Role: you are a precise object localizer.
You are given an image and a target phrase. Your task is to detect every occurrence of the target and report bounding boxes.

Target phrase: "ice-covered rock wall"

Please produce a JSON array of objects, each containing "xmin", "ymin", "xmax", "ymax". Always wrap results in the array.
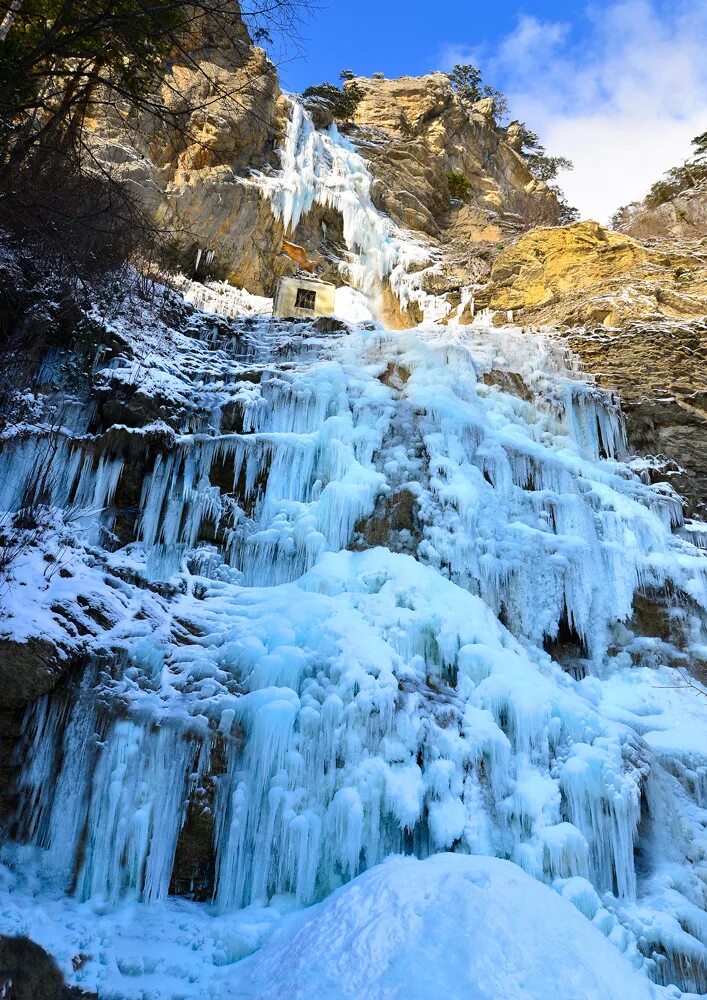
[
  {"xmin": 0, "ymin": 98, "xmax": 705, "ymax": 1000},
  {"xmin": 0, "ymin": 295, "xmax": 706, "ymax": 995}
]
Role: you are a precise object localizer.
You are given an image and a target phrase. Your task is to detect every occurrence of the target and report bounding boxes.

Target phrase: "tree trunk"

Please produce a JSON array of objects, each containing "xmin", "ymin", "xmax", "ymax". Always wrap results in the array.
[{"xmin": 0, "ymin": 0, "xmax": 23, "ymax": 42}]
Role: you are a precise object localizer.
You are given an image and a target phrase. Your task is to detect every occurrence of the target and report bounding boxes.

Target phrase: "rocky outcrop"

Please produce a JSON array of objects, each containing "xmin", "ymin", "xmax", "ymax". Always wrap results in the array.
[
  {"xmin": 565, "ymin": 320, "xmax": 707, "ymax": 517},
  {"xmin": 91, "ymin": 57, "xmax": 565, "ymax": 298},
  {"xmin": 0, "ymin": 637, "xmax": 68, "ymax": 708},
  {"xmin": 89, "ymin": 6, "xmax": 292, "ymax": 294},
  {"xmin": 82, "ymin": 23, "xmax": 707, "ymax": 523},
  {"xmin": 348, "ymin": 73, "xmax": 560, "ymax": 242},
  {"xmin": 615, "ymin": 179, "xmax": 707, "ymax": 241},
  {"xmin": 480, "ymin": 221, "xmax": 707, "ymax": 327}
]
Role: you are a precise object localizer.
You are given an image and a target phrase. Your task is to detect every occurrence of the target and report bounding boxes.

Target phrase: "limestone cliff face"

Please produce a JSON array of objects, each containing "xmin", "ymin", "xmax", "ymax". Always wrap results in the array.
[
  {"xmin": 565, "ymin": 320, "xmax": 707, "ymax": 517},
  {"xmin": 84, "ymin": 28, "xmax": 707, "ymax": 518},
  {"xmin": 348, "ymin": 73, "xmax": 560, "ymax": 242},
  {"xmin": 90, "ymin": 6, "xmax": 292, "ymax": 294},
  {"xmin": 91, "ymin": 52, "xmax": 563, "ymax": 297},
  {"xmin": 480, "ymin": 221, "xmax": 707, "ymax": 327}
]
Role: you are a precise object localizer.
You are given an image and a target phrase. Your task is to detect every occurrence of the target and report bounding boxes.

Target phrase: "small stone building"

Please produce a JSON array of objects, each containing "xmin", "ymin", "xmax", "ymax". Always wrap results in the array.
[{"xmin": 273, "ymin": 276, "xmax": 336, "ymax": 319}]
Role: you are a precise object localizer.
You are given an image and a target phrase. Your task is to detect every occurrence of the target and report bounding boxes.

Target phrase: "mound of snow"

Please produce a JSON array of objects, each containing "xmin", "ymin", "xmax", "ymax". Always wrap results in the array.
[
  {"xmin": 237, "ymin": 854, "xmax": 658, "ymax": 1000},
  {"xmin": 335, "ymin": 285, "xmax": 375, "ymax": 323}
]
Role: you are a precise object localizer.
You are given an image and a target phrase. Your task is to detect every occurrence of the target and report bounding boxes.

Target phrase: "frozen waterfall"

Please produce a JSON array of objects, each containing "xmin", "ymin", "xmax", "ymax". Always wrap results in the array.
[
  {"xmin": 0, "ymin": 97, "xmax": 705, "ymax": 1000},
  {"xmin": 1, "ymin": 307, "xmax": 706, "ymax": 996},
  {"xmin": 255, "ymin": 96, "xmax": 447, "ymax": 321}
]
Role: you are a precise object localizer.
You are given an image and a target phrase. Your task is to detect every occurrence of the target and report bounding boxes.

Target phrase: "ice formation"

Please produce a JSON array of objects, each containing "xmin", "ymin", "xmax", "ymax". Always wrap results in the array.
[
  {"xmin": 178, "ymin": 279, "xmax": 273, "ymax": 319},
  {"xmin": 0, "ymin": 98, "xmax": 706, "ymax": 999},
  {"xmin": 255, "ymin": 97, "xmax": 451, "ymax": 322}
]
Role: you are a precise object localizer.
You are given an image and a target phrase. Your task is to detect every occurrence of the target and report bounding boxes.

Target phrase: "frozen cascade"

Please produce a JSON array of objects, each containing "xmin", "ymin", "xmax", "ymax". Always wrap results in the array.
[
  {"xmin": 261, "ymin": 97, "xmax": 399, "ymax": 292},
  {"xmin": 1, "ymin": 302, "xmax": 707, "ymax": 997},
  {"xmin": 256, "ymin": 97, "xmax": 444, "ymax": 319}
]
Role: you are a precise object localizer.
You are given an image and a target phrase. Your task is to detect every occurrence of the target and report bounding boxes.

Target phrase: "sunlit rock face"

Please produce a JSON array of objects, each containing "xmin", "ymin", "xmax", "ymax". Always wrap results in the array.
[
  {"xmin": 347, "ymin": 73, "xmax": 560, "ymax": 239},
  {"xmin": 480, "ymin": 221, "xmax": 707, "ymax": 328},
  {"xmin": 88, "ymin": 27, "xmax": 563, "ymax": 298},
  {"xmin": 475, "ymin": 222, "xmax": 707, "ymax": 517},
  {"xmin": 86, "ymin": 3, "xmax": 293, "ymax": 294}
]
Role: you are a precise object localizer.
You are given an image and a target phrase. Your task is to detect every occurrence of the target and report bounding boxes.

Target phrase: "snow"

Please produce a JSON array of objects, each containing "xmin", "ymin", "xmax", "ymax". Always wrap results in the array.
[
  {"xmin": 235, "ymin": 854, "xmax": 661, "ymax": 1000},
  {"xmin": 334, "ymin": 285, "xmax": 375, "ymax": 323},
  {"xmin": 1, "ymin": 308, "xmax": 705, "ymax": 995},
  {"xmin": 0, "ymin": 853, "xmax": 681, "ymax": 999},
  {"xmin": 257, "ymin": 98, "xmax": 402, "ymax": 295},
  {"xmin": 178, "ymin": 279, "xmax": 273, "ymax": 319}
]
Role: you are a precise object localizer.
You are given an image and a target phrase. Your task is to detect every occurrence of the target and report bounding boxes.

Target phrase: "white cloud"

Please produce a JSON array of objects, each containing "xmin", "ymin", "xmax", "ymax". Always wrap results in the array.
[
  {"xmin": 495, "ymin": 15, "xmax": 570, "ymax": 68},
  {"xmin": 439, "ymin": 1, "xmax": 707, "ymax": 222}
]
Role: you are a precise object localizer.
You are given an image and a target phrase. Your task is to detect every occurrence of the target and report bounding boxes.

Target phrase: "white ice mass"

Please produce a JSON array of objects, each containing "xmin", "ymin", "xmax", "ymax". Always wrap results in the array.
[{"xmin": 0, "ymin": 98, "xmax": 705, "ymax": 999}]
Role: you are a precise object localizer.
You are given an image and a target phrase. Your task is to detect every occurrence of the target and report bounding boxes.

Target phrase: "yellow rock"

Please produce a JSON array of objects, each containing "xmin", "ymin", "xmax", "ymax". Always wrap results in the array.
[
  {"xmin": 483, "ymin": 221, "xmax": 707, "ymax": 327},
  {"xmin": 489, "ymin": 221, "xmax": 646, "ymax": 309}
]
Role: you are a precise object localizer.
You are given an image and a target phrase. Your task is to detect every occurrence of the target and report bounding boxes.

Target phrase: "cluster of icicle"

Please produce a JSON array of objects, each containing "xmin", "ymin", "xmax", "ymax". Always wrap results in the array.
[{"xmin": 3, "ymin": 311, "xmax": 707, "ymax": 992}]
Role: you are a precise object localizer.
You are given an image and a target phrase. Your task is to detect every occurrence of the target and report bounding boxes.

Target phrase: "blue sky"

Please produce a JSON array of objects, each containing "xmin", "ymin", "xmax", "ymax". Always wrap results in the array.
[
  {"xmin": 271, "ymin": 0, "xmax": 578, "ymax": 93},
  {"xmin": 266, "ymin": 0, "xmax": 707, "ymax": 221}
]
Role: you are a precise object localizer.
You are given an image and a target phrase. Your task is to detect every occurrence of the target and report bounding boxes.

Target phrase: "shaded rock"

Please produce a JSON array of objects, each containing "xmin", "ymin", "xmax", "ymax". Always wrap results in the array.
[
  {"xmin": 311, "ymin": 316, "xmax": 349, "ymax": 334},
  {"xmin": 0, "ymin": 935, "xmax": 97, "ymax": 999},
  {"xmin": 353, "ymin": 488, "xmax": 419, "ymax": 553},
  {"xmin": 564, "ymin": 319, "xmax": 707, "ymax": 517},
  {"xmin": 0, "ymin": 637, "xmax": 67, "ymax": 709},
  {"xmin": 0, "ymin": 707, "xmax": 24, "ymax": 827}
]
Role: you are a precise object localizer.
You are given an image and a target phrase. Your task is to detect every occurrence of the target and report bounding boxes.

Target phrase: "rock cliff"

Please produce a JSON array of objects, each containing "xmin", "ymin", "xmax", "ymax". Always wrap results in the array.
[
  {"xmin": 617, "ymin": 179, "xmax": 707, "ymax": 241},
  {"xmin": 89, "ymin": 6, "xmax": 292, "ymax": 294},
  {"xmin": 347, "ymin": 73, "xmax": 559, "ymax": 241},
  {"xmin": 88, "ymin": 27, "xmax": 562, "ymax": 297},
  {"xmin": 86, "ymin": 19, "xmax": 707, "ymax": 518},
  {"xmin": 480, "ymin": 220, "xmax": 707, "ymax": 327}
]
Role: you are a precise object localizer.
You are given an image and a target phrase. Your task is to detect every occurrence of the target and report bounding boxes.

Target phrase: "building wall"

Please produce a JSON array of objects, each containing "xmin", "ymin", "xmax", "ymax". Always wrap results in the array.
[{"xmin": 273, "ymin": 277, "xmax": 337, "ymax": 318}]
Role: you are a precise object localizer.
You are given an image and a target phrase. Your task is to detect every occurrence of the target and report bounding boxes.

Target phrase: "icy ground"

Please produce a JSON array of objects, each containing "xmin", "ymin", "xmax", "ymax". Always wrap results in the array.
[{"xmin": 0, "ymin": 290, "xmax": 706, "ymax": 997}]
